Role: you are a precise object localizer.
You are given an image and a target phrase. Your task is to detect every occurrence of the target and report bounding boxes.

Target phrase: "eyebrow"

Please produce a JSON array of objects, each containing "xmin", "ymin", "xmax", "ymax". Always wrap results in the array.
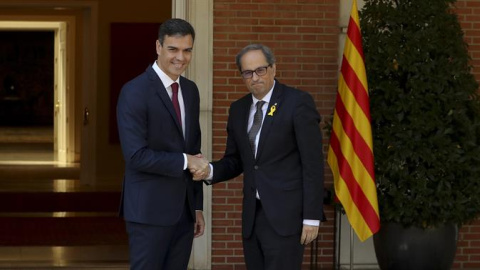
[
  {"xmin": 243, "ymin": 65, "xmax": 268, "ymax": 71},
  {"xmin": 166, "ymin": 45, "xmax": 193, "ymax": 51}
]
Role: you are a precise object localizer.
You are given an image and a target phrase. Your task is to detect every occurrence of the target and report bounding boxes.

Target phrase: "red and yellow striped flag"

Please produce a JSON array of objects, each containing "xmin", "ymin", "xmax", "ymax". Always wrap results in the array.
[{"xmin": 327, "ymin": 0, "xmax": 380, "ymax": 242}]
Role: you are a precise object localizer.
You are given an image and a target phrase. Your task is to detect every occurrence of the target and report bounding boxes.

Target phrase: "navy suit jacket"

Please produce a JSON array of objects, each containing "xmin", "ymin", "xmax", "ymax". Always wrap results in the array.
[
  {"xmin": 212, "ymin": 80, "xmax": 324, "ymax": 238},
  {"xmin": 117, "ymin": 65, "xmax": 203, "ymax": 226}
]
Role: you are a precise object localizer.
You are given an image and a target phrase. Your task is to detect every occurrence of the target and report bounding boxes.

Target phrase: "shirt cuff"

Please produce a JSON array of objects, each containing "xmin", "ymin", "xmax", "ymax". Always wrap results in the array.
[
  {"xmin": 206, "ymin": 164, "xmax": 213, "ymax": 180},
  {"xmin": 183, "ymin": 153, "xmax": 188, "ymax": 170},
  {"xmin": 303, "ymin": 219, "xmax": 320, "ymax": 226}
]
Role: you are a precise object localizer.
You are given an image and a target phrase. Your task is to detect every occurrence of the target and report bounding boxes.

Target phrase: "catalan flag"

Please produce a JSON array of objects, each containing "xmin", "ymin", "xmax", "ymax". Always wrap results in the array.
[{"xmin": 327, "ymin": 0, "xmax": 380, "ymax": 242}]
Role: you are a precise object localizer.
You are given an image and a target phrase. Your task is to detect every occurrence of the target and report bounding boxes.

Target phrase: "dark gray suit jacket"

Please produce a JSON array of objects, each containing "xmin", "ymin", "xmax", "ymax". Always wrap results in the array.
[{"xmin": 212, "ymin": 80, "xmax": 324, "ymax": 238}]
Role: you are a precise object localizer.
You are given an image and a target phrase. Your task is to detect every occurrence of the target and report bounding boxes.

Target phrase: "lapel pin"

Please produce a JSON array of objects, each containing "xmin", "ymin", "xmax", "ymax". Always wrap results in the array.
[{"xmin": 267, "ymin": 103, "xmax": 277, "ymax": 116}]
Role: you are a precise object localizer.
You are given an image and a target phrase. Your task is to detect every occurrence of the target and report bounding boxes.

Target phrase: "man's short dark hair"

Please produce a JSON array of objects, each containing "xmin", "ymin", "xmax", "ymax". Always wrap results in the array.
[
  {"xmin": 158, "ymin": 18, "xmax": 195, "ymax": 45},
  {"xmin": 235, "ymin": 44, "xmax": 276, "ymax": 72}
]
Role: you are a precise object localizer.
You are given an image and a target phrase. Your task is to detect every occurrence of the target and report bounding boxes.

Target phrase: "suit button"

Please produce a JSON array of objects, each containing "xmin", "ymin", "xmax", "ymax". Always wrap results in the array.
[{"xmin": 254, "ymin": 165, "xmax": 259, "ymax": 170}]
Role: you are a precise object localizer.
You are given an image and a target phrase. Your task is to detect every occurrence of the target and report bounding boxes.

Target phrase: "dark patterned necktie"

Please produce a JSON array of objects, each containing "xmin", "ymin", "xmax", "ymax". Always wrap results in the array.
[
  {"xmin": 171, "ymin": 82, "xmax": 181, "ymax": 127},
  {"xmin": 248, "ymin": 101, "xmax": 265, "ymax": 156}
]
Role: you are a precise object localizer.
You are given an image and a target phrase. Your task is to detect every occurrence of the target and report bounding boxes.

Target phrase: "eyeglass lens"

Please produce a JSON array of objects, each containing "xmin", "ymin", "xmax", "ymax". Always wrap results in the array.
[{"xmin": 242, "ymin": 66, "xmax": 268, "ymax": 79}]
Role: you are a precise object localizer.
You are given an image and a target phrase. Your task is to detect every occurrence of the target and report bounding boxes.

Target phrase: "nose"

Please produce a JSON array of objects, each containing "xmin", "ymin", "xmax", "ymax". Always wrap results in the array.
[
  {"xmin": 251, "ymin": 72, "xmax": 260, "ymax": 81},
  {"xmin": 177, "ymin": 51, "xmax": 188, "ymax": 61}
]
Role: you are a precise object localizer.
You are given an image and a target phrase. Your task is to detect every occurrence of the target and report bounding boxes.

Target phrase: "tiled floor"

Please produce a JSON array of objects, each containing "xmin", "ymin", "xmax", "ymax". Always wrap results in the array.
[
  {"xmin": 0, "ymin": 142, "xmax": 54, "ymax": 162},
  {"xmin": 0, "ymin": 126, "xmax": 53, "ymax": 144}
]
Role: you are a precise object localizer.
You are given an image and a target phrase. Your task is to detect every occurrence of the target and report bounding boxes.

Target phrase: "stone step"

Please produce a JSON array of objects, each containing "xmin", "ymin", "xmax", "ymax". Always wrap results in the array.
[
  {"xmin": 0, "ymin": 191, "xmax": 121, "ymax": 212},
  {"xmin": 0, "ymin": 164, "xmax": 80, "ymax": 180}
]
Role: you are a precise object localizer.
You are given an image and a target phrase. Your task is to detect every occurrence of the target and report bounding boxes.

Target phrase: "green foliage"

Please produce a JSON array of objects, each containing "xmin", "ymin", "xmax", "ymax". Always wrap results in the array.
[{"xmin": 360, "ymin": 0, "xmax": 480, "ymax": 228}]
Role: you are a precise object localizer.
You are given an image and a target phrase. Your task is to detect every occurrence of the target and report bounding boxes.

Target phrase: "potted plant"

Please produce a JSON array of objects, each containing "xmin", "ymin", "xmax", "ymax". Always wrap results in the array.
[{"xmin": 360, "ymin": 0, "xmax": 480, "ymax": 269}]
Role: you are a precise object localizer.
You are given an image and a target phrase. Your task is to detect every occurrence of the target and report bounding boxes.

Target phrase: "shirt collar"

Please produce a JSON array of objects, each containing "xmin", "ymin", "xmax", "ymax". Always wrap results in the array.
[{"xmin": 152, "ymin": 61, "xmax": 180, "ymax": 88}]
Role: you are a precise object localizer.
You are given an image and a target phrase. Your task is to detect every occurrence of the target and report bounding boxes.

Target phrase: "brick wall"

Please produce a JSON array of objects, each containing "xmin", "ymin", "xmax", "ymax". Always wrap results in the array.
[
  {"xmin": 453, "ymin": 2, "xmax": 480, "ymax": 269},
  {"xmin": 212, "ymin": 0, "xmax": 339, "ymax": 269},
  {"xmin": 457, "ymin": 0, "xmax": 480, "ymax": 82},
  {"xmin": 211, "ymin": 0, "xmax": 480, "ymax": 269}
]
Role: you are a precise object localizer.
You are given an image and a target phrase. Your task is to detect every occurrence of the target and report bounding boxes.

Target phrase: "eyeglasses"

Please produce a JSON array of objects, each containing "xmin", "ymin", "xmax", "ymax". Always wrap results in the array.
[{"xmin": 240, "ymin": 65, "xmax": 271, "ymax": 79}]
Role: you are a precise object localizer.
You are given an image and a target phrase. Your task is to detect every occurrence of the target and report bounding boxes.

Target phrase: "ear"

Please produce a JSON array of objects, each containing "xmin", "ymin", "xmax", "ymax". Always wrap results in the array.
[
  {"xmin": 271, "ymin": 64, "xmax": 277, "ymax": 77},
  {"xmin": 156, "ymin": 40, "xmax": 162, "ymax": 55}
]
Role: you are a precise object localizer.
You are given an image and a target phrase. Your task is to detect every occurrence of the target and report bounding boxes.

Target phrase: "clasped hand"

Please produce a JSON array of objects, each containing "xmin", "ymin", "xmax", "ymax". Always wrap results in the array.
[{"xmin": 187, "ymin": 154, "xmax": 210, "ymax": 180}]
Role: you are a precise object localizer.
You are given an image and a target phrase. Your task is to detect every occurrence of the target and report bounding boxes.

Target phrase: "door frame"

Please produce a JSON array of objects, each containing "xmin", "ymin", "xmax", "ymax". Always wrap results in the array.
[
  {"xmin": 0, "ymin": 0, "xmax": 98, "ymax": 184},
  {"xmin": 0, "ymin": 20, "xmax": 71, "ymax": 163},
  {"xmin": 173, "ymin": 0, "xmax": 213, "ymax": 269}
]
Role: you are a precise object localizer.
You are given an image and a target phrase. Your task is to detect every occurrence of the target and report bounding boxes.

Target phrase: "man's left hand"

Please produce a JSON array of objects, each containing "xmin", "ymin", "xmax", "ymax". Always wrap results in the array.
[
  {"xmin": 194, "ymin": 211, "xmax": 205, "ymax": 238},
  {"xmin": 300, "ymin": 224, "xmax": 319, "ymax": 245}
]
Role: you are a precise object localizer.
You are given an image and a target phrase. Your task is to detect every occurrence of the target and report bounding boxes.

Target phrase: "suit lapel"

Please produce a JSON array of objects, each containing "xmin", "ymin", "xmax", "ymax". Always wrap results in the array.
[
  {"xmin": 149, "ymin": 67, "xmax": 184, "ymax": 139},
  {"xmin": 256, "ymin": 84, "xmax": 283, "ymax": 161},
  {"xmin": 181, "ymin": 78, "xmax": 191, "ymax": 145},
  {"xmin": 240, "ymin": 97, "xmax": 255, "ymax": 158},
  {"xmin": 243, "ymin": 98, "xmax": 253, "ymax": 134}
]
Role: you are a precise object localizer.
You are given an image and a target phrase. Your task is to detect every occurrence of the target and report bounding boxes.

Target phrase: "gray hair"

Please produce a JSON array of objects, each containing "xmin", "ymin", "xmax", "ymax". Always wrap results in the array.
[{"xmin": 235, "ymin": 44, "xmax": 276, "ymax": 72}]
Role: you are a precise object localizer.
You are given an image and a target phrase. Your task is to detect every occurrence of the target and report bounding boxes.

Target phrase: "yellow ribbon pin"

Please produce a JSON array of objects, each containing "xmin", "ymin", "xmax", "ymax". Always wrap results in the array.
[{"xmin": 267, "ymin": 103, "xmax": 277, "ymax": 116}]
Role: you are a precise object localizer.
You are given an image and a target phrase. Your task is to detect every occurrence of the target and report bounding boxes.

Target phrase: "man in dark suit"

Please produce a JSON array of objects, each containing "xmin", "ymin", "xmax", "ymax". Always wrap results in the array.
[
  {"xmin": 193, "ymin": 44, "xmax": 325, "ymax": 270},
  {"xmin": 117, "ymin": 18, "xmax": 209, "ymax": 270}
]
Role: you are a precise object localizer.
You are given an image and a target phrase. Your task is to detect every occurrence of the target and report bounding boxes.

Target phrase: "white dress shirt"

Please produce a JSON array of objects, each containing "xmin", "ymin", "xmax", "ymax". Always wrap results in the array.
[{"xmin": 152, "ymin": 62, "xmax": 188, "ymax": 169}]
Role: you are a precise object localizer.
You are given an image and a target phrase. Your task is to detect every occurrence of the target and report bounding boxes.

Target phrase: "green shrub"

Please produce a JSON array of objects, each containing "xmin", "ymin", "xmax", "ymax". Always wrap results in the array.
[{"xmin": 361, "ymin": 0, "xmax": 480, "ymax": 228}]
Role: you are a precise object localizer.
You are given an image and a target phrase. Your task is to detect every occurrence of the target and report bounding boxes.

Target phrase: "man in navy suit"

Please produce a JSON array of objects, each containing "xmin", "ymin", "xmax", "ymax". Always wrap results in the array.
[
  {"xmin": 194, "ymin": 44, "xmax": 325, "ymax": 270},
  {"xmin": 117, "ymin": 18, "xmax": 209, "ymax": 270}
]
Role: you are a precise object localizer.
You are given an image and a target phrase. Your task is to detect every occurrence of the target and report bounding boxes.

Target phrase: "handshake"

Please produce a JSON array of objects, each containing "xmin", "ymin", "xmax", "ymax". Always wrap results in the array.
[{"xmin": 187, "ymin": 154, "xmax": 211, "ymax": 181}]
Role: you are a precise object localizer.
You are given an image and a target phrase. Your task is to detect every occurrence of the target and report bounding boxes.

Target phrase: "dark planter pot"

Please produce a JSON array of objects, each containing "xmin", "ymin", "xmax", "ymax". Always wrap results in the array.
[{"xmin": 374, "ymin": 222, "xmax": 458, "ymax": 270}]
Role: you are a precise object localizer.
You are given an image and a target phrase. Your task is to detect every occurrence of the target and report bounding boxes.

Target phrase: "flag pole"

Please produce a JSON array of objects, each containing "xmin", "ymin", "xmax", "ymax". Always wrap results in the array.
[
  {"xmin": 335, "ymin": 208, "xmax": 342, "ymax": 270},
  {"xmin": 350, "ymin": 225, "xmax": 354, "ymax": 270}
]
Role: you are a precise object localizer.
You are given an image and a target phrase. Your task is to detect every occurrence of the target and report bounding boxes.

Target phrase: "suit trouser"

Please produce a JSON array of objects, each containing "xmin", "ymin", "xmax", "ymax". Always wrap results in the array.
[
  {"xmin": 243, "ymin": 200, "xmax": 305, "ymax": 270},
  {"xmin": 126, "ymin": 202, "xmax": 194, "ymax": 270}
]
